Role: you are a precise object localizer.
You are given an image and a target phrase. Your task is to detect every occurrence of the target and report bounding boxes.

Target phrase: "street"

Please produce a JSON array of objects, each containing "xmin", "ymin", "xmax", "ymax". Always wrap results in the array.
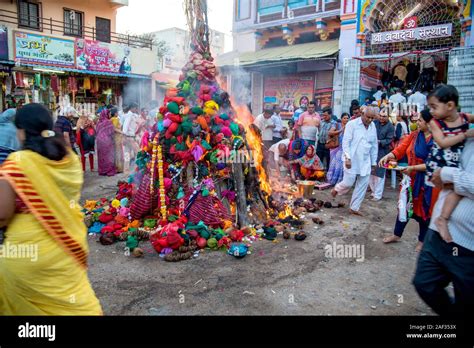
[{"xmin": 82, "ymin": 171, "xmax": 433, "ymax": 315}]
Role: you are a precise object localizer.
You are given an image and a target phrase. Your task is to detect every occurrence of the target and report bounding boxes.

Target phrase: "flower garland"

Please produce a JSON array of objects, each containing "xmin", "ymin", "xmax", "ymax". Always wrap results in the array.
[
  {"xmin": 157, "ymin": 144, "xmax": 167, "ymax": 220},
  {"xmin": 149, "ymin": 134, "xmax": 159, "ymax": 197}
]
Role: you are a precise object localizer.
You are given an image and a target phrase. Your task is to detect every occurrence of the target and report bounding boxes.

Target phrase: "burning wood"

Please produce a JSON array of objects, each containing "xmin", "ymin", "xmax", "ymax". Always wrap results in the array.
[
  {"xmin": 278, "ymin": 216, "xmax": 304, "ymax": 227},
  {"xmin": 278, "ymin": 205, "xmax": 298, "ymax": 220}
]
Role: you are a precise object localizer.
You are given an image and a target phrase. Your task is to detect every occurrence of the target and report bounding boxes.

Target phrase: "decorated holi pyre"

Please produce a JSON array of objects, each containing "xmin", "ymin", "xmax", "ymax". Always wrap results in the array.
[{"xmin": 82, "ymin": 0, "xmax": 342, "ymax": 261}]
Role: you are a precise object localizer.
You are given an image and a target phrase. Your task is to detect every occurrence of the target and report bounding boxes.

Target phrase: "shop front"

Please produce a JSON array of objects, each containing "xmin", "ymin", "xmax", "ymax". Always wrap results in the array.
[
  {"xmin": 218, "ymin": 40, "xmax": 339, "ymax": 116},
  {"xmin": 262, "ymin": 69, "xmax": 334, "ymax": 118},
  {"xmin": 341, "ymin": 0, "xmax": 474, "ymax": 113},
  {"xmin": 0, "ymin": 24, "xmax": 13, "ymax": 111},
  {"xmin": 6, "ymin": 30, "xmax": 152, "ymax": 114}
]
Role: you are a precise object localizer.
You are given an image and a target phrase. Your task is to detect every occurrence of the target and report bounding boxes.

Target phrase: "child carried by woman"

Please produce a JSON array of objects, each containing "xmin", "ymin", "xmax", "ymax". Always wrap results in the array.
[{"xmin": 425, "ymin": 84, "xmax": 474, "ymax": 241}]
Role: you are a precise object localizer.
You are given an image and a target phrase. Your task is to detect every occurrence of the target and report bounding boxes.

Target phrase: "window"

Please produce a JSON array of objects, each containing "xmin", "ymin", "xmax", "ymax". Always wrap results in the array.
[
  {"xmin": 288, "ymin": 0, "xmax": 309, "ymax": 9},
  {"xmin": 96, "ymin": 17, "xmax": 111, "ymax": 43},
  {"xmin": 236, "ymin": 0, "xmax": 251, "ymax": 20},
  {"xmin": 64, "ymin": 8, "xmax": 83, "ymax": 37},
  {"xmin": 257, "ymin": 0, "xmax": 285, "ymax": 15},
  {"xmin": 18, "ymin": 0, "xmax": 41, "ymax": 30}
]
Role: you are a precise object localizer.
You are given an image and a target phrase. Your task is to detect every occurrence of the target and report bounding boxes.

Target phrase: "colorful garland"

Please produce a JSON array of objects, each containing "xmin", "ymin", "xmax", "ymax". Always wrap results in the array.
[
  {"xmin": 157, "ymin": 144, "xmax": 167, "ymax": 220},
  {"xmin": 150, "ymin": 134, "xmax": 159, "ymax": 197}
]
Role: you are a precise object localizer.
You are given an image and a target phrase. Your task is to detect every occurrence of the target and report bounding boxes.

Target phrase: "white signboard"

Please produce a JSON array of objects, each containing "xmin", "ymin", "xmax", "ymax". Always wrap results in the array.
[{"xmin": 371, "ymin": 24, "xmax": 452, "ymax": 45}]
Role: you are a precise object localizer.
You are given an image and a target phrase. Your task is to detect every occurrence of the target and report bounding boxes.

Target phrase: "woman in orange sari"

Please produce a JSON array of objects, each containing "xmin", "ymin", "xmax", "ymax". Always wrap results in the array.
[
  {"xmin": 379, "ymin": 111, "xmax": 440, "ymax": 252},
  {"xmin": 0, "ymin": 103, "xmax": 102, "ymax": 315}
]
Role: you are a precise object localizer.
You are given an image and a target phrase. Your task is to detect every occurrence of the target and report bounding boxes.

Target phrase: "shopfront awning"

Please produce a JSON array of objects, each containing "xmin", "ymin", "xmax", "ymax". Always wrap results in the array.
[
  {"xmin": 217, "ymin": 40, "xmax": 339, "ymax": 68},
  {"xmin": 15, "ymin": 63, "xmax": 151, "ymax": 79}
]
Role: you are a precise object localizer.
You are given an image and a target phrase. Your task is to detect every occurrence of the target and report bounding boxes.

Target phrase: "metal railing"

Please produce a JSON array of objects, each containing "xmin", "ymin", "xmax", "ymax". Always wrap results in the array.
[
  {"xmin": 256, "ymin": 0, "xmax": 340, "ymax": 24},
  {"xmin": 0, "ymin": 8, "xmax": 153, "ymax": 50}
]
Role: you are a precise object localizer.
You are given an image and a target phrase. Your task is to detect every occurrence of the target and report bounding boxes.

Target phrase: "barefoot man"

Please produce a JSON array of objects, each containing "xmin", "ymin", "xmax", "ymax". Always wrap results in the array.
[{"xmin": 331, "ymin": 106, "xmax": 378, "ymax": 216}]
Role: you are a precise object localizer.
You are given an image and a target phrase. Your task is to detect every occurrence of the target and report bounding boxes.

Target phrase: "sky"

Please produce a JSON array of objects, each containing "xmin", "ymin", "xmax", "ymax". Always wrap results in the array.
[{"xmin": 116, "ymin": 0, "xmax": 234, "ymax": 52}]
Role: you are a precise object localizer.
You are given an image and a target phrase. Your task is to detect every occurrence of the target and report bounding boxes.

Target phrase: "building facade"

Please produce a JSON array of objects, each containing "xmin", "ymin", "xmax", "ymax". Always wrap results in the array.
[
  {"xmin": 151, "ymin": 27, "xmax": 225, "ymax": 77},
  {"xmin": 219, "ymin": 0, "xmax": 474, "ymax": 117},
  {"xmin": 340, "ymin": 0, "xmax": 474, "ymax": 114},
  {"xmin": 218, "ymin": 0, "xmax": 351, "ymax": 117},
  {"xmin": 0, "ymin": 0, "xmax": 158, "ymax": 112}
]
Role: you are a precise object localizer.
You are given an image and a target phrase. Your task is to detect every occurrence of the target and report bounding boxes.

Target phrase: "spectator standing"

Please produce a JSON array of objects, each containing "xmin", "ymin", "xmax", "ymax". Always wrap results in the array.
[
  {"xmin": 317, "ymin": 107, "xmax": 336, "ymax": 169},
  {"xmin": 295, "ymin": 101, "xmax": 320, "ymax": 146},
  {"xmin": 369, "ymin": 109, "xmax": 394, "ymax": 201},
  {"xmin": 272, "ymin": 105, "xmax": 283, "ymax": 144}
]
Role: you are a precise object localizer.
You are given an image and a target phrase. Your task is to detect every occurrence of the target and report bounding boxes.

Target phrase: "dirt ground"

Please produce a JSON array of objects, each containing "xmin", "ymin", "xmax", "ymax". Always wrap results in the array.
[{"xmin": 81, "ymin": 169, "xmax": 434, "ymax": 316}]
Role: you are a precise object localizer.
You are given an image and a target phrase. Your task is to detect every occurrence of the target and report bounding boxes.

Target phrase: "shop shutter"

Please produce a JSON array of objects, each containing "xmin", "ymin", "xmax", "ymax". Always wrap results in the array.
[
  {"xmin": 252, "ymin": 72, "xmax": 263, "ymax": 114},
  {"xmin": 341, "ymin": 58, "xmax": 360, "ymax": 115},
  {"xmin": 315, "ymin": 70, "xmax": 333, "ymax": 89},
  {"xmin": 447, "ymin": 47, "xmax": 474, "ymax": 114}
]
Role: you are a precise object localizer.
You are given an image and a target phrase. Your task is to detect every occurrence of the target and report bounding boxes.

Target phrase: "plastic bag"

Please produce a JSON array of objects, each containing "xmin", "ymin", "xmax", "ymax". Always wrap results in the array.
[{"xmin": 398, "ymin": 174, "xmax": 413, "ymax": 222}]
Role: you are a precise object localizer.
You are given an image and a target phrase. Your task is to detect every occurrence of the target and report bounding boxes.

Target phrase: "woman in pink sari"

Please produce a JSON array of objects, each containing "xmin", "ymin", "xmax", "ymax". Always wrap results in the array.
[{"xmin": 96, "ymin": 109, "xmax": 116, "ymax": 176}]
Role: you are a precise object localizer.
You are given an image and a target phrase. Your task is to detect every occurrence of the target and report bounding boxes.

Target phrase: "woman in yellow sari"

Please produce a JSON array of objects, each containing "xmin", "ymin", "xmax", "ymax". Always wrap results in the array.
[
  {"xmin": 0, "ymin": 103, "xmax": 102, "ymax": 315},
  {"xmin": 110, "ymin": 107, "xmax": 124, "ymax": 173}
]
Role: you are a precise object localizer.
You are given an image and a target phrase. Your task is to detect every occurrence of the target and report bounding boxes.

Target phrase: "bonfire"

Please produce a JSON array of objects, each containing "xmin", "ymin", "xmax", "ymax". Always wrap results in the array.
[{"xmin": 82, "ymin": 0, "xmax": 309, "ymax": 260}]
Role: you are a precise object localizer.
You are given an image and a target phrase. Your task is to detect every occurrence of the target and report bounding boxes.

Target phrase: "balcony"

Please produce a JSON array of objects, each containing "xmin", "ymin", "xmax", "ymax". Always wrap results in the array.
[
  {"xmin": 256, "ymin": 0, "xmax": 340, "ymax": 25},
  {"xmin": 109, "ymin": 0, "xmax": 129, "ymax": 7},
  {"xmin": 0, "ymin": 8, "xmax": 152, "ymax": 49}
]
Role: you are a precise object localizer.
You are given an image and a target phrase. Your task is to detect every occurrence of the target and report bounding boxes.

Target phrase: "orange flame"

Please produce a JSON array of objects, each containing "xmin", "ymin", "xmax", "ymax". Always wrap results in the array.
[
  {"xmin": 214, "ymin": 75, "xmax": 272, "ymax": 198},
  {"xmin": 232, "ymin": 101, "xmax": 272, "ymax": 195},
  {"xmin": 278, "ymin": 204, "xmax": 297, "ymax": 219}
]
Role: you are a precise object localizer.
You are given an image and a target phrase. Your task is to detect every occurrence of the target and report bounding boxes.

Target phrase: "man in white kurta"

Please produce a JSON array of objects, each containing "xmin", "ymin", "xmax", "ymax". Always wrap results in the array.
[
  {"xmin": 122, "ymin": 103, "xmax": 140, "ymax": 172},
  {"xmin": 254, "ymin": 107, "xmax": 276, "ymax": 171},
  {"xmin": 331, "ymin": 107, "xmax": 379, "ymax": 215}
]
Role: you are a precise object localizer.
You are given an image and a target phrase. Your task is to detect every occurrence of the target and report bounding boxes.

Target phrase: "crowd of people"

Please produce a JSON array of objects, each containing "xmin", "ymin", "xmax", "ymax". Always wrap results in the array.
[
  {"xmin": 44, "ymin": 101, "xmax": 158, "ymax": 176},
  {"xmin": 0, "ymin": 81, "xmax": 473, "ymax": 316},
  {"xmin": 253, "ymin": 84, "xmax": 474, "ymax": 315}
]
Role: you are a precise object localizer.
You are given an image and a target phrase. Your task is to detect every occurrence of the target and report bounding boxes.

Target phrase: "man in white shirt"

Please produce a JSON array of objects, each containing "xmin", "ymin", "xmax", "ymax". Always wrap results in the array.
[
  {"xmin": 373, "ymin": 86, "xmax": 383, "ymax": 102},
  {"xmin": 122, "ymin": 103, "xmax": 140, "ymax": 136},
  {"xmin": 253, "ymin": 106, "xmax": 276, "ymax": 170},
  {"xmin": 268, "ymin": 138, "xmax": 291, "ymax": 178},
  {"xmin": 331, "ymin": 106, "xmax": 379, "ymax": 216},
  {"xmin": 122, "ymin": 102, "xmax": 140, "ymax": 172},
  {"xmin": 389, "ymin": 88, "xmax": 407, "ymax": 106},
  {"xmin": 118, "ymin": 105, "xmax": 129, "ymax": 126},
  {"xmin": 272, "ymin": 105, "xmax": 283, "ymax": 144},
  {"xmin": 408, "ymin": 90, "xmax": 428, "ymax": 111}
]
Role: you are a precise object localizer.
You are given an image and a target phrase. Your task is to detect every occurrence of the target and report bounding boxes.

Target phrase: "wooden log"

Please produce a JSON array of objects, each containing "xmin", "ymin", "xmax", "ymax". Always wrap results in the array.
[
  {"xmin": 247, "ymin": 164, "xmax": 270, "ymax": 210},
  {"xmin": 232, "ymin": 162, "xmax": 249, "ymax": 227},
  {"xmin": 186, "ymin": 162, "xmax": 194, "ymax": 190},
  {"xmin": 214, "ymin": 177, "xmax": 231, "ymax": 214}
]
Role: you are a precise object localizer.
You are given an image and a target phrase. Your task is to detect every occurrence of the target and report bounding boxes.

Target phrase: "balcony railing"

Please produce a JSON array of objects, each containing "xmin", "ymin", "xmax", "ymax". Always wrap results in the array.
[
  {"xmin": 257, "ymin": 0, "xmax": 340, "ymax": 24},
  {"xmin": 0, "ymin": 8, "xmax": 153, "ymax": 50}
]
